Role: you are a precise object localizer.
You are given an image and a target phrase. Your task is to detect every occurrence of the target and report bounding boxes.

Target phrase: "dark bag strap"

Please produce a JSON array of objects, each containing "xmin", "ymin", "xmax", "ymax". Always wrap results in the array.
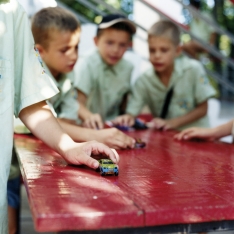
[{"xmin": 160, "ymin": 87, "xmax": 174, "ymax": 119}]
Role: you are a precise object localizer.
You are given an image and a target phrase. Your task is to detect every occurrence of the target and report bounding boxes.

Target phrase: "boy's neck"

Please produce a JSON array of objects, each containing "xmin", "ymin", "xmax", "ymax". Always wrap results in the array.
[
  {"xmin": 49, "ymin": 66, "xmax": 61, "ymax": 81},
  {"xmin": 156, "ymin": 63, "xmax": 174, "ymax": 87}
]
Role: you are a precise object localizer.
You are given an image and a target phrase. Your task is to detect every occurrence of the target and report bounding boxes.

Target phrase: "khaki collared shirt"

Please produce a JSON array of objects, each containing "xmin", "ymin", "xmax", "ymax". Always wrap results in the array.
[
  {"xmin": 44, "ymin": 65, "xmax": 79, "ymax": 121},
  {"xmin": 74, "ymin": 49, "xmax": 133, "ymax": 121},
  {"xmin": 126, "ymin": 56, "xmax": 216, "ymax": 130},
  {"xmin": 0, "ymin": 1, "xmax": 58, "ymax": 232}
]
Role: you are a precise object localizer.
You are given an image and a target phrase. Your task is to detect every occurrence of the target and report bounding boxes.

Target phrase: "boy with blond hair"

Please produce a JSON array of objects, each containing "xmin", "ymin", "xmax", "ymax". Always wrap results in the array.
[
  {"xmin": 113, "ymin": 20, "xmax": 216, "ymax": 131},
  {"xmin": 74, "ymin": 14, "xmax": 136, "ymax": 129},
  {"xmin": 1, "ymin": 1, "xmax": 119, "ymax": 233},
  {"xmin": 31, "ymin": 7, "xmax": 135, "ymax": 149}
]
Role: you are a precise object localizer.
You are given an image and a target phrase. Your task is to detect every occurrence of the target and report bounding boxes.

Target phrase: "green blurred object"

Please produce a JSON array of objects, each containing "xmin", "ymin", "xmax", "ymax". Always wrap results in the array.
[{"xmin": 59, "ymin": 0, "xmax": 133, "ymax": 23}]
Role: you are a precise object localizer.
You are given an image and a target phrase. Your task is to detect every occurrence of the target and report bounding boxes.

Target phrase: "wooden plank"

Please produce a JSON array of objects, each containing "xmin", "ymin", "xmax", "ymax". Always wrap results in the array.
[
  {"xmin": 119, "ymin": 130, "xmax": 234, "ymax": 226},
  {"xmin": 14, "ymin": 134, "xmax": 144, "ymax": 232},
  {"xmin": 14, "ymin": 129, "xmax": 234, "ymax": 232}
]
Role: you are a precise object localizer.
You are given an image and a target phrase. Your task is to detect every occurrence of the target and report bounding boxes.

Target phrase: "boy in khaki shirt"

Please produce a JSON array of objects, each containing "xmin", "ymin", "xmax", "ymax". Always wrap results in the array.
[
  {"xmin": 113, "ymin": 20, "xmax": 215, "ymax": 131},
  {"xmin": 74, "ymin": 14, "xmax": 136, "ymax": 129},
  {"xmin": 1, "ymin": 1, "xmax": 119, "ymax": 233},
  {"xmin": 31, "ymin": 7, "xmax": 135, "ymax": 150}
]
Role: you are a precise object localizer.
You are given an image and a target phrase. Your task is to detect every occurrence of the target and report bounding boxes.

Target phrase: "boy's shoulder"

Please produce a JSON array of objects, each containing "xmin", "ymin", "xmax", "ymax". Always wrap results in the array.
[
  {"xmin": 176, "ymin": 56, "xmax": 204, "ymax": 71},
  {"xmin": 138, "ymin": 66, "xmax": 155, "ymax": 80},
  {"xmin": 116, "ymin": 56, "xmax": 134, "ymax": 72},
  {"xmin": 79, "ymin": 49, "xmax": 133, "ymax": 71},
  {"xmin": 78, "ymin": 49, "xmax": 102, "ymax": 67}
]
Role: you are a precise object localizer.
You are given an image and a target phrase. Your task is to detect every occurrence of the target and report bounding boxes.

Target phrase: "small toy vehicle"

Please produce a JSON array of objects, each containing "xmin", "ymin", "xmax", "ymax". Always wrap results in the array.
[
  {"xmin": 135, "ymin": 138, "xmax": 146, "ymax": 148},
  {"xmin": 98, "ymin": 159, "xmax": 119, "ymax": 176}
]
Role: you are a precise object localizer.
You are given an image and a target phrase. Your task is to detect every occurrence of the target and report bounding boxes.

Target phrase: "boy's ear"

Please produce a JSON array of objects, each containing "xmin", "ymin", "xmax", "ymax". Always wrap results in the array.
[
  {"xmin": 93, "ymin": 36, "xmax": 98, "ymax": 46},
  {"xmin": 176, "ymin": 45, "xmax": 182, "ymax": 57},
  {"xmin": 35, "ymin": 44, "xmax": 46, "ymax": 59}
]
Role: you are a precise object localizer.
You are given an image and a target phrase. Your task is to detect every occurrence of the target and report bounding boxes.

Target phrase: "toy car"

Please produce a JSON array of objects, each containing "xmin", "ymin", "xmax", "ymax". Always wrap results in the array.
[
  {"xmin": 135, "ymin": 138, "xmax": 146, "ymax": 148},
  {"xmin": 98, "ymin": 159, "xmax": 119, "ymax": 176}
]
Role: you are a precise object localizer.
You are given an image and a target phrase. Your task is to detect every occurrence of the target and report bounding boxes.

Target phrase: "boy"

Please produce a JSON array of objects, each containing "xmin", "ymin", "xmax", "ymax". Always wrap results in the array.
[
  {"xmin": 0, "ymin": 1, "xmax": 119, "ymax": 232},
  {"xmin": 31, "ymin": 8, "xmax": 135, "ymax": 149},
  {"xmin": 113, "ymin": 20, "xmax": 216, "ymax": 131},
  {"xmin": 74, "ymin": 14, "xmax": 136, "ymax": 129},
  {"xmin": 174, "ymin": 120, "xmax": 234, "ymax": 141}
]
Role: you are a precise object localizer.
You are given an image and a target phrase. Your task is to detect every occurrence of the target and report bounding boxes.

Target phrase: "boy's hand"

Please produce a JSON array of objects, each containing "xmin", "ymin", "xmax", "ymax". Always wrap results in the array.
[
  {"xmin": 63, "ymin": 140, "xmax": 119, "ymax": 169},
  {"xmin": 82, "ymin": 113, "xmax": 103, "ymax": 129},
  {"xmin": 98, "ymin": 128, "xmax": 136, "ymax": 149},
  {"xmin": 111, "ymin": 114, "xmax": 135, "ymax": 127},
  {"xmin": 174, "ymin": 127, "xmax": 216, "ymax": 141},
  {"xmin": 147, "ymin": 118, "xmax": 176, "ymax": 130}
]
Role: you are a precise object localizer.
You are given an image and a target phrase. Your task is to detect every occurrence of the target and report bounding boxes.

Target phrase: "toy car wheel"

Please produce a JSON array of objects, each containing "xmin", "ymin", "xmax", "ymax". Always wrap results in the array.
[
  {"xmin": 100, "ymin": 171, "xmax": 105, "ymax": 176},
  {"xmin": 114, "ymin": 172, "xmax": 119, "ymax": 176}
]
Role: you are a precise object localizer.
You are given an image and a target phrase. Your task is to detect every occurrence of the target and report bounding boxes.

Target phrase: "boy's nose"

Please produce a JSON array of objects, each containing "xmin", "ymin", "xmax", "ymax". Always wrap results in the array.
[
  {"xmin": 112, "ymin": 45, "xmax": 119, "ymax": 53},
  {"xmin": 154, "ymin": 51, "xmax": 161, "ymax": 58},
  {"xmin": 71, "ymin": 51, "xmax": 78, "ymax": 62}
]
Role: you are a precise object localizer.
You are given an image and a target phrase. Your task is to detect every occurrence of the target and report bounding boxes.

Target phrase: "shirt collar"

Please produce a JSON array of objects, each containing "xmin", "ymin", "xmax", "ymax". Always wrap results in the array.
[
  {"xmin": 96, "ymin": 50, "xmax": 118, "ymax": 75},
  {"xmin": 43, "ymin": 63, "xmax": 67, "ymax": 88}
]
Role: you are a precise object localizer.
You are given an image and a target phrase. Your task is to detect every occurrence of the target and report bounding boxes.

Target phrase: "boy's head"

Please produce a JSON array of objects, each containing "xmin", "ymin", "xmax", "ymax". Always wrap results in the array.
[
  {"xmin": 190, "ymin": 0, "xmax": 201, "ymax": 10},
  {"xmin": 32, "ymin": 7, "xmax": 81, "ymax": 78},
  {"xmin": 148, "ymin": 20, "xmax": 181, "ymax": 74},
  {"xmin": 94, "ymin": 14, "xmax": 136, "ymax": 66}
]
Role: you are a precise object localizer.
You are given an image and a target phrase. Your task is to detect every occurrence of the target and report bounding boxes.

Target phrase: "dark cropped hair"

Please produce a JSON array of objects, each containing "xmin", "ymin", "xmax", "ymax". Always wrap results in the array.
[
  {"xmin": 97, "ymin": 22, "xmax": 134, "ymax": 38},
  {"xmin": 32, "ymin": 7, "xmax": 80, "ymax": 48},
  {"xmin": 148, "ymin": 20, "xmax": 181, "ymax": 46}
]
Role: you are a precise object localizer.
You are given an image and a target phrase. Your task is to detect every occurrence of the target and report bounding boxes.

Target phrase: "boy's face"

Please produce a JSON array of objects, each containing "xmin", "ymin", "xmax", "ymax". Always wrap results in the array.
[
  {"xmin": 37, "ymin": 29, "xmax": 80, "ymax": 78},
  {"xmin": 94, "ymin": 28, "xmax": 131, "ymax": 66},
  {"xmin": 148, "ymin": 36, "xmax": 181, "ymax": 74}
]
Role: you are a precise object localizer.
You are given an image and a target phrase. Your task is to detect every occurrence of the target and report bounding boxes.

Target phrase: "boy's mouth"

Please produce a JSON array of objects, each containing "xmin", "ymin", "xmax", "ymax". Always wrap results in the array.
[
  {"xmin": 68, "ymin": 63, "xmax": 75, "ymax": 69},
  {"xmin": 108, "ymin": 56, "xmax": 120, "ymax": 62},
  {"xmin": 153, "ymin": 62, "xmax": 164, "ymax": 68}
]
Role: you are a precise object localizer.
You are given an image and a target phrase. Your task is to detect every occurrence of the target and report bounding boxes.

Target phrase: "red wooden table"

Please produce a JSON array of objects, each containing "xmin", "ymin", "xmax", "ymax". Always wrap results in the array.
[{"xmin": 14, "ymin": 130, "xmax": 234, "ymax": 233}]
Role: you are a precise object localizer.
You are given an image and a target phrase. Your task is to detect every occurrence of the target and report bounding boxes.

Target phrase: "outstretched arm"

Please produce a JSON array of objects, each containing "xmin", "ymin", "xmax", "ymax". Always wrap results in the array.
[
  {"xmin": 57, "ymin": 119, "xmax": 135, "ymax": 149},
  {"xmin": 174, "ymin": 120, "xmax": 233, "ymax": 141},
  {"xmin": 150, "ymin": 101, "xmax": 208, "ymax": 131},
  {"xmin": 19, "ymin": 101, "xmax": 119, "ymax": 168}
]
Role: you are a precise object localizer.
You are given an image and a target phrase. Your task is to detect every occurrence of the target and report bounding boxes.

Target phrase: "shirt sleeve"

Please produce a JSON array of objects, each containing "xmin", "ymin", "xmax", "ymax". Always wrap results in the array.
[
  {"xmin": 192, "ymin": 61, "xmax": 216, "ymax": 104},
  {"xmin": 126, "ymin": 75, "xmax": 147, "ymax": 116},
  {"xmin": 73, "ymin": 57, "xmax": 93, "ymax": 96},
  {"xmin": 13, "ymin": 4, "xmax": 59, "ymax": 117}
]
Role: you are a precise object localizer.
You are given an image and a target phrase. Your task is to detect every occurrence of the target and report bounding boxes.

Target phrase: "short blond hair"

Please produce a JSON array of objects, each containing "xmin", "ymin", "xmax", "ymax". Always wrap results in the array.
[
  {"xmin": 148, "ymin": 20, "xmax": 181, "ymax": 46},
  {"xmin": 32, "ymin": 7, "xmax": 80, "ymax": 48}
]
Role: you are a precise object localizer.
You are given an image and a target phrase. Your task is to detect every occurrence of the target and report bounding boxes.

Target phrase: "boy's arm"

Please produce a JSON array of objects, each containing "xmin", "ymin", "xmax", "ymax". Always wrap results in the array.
[
  {"xmin": 57, "ymin": 119, "xmax": 135, "ymax": 149},
  {"xmin": 77, "ymin": 90, "xmax": 103, "ymax": 129},
  {"xmin": 174, "ymin": 120, "xmax": 233, "ymax": 141},
  {"xmin": 19, "ymin": 101, "xmax": 119, "ymax": 168},
  {"xmin": 111, "ymin": 77, "xmax": 146, "ymax": 127},
  {"xmin": 162, "ymin": 100, "xmax": 208, "ymax": 130}
]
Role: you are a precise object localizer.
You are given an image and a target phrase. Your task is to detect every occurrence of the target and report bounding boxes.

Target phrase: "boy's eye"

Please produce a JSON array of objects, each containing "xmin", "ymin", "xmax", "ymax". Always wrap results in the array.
[
  {"xmin": 120, "ymin": 43, "xmax": 127, "ymax": 48},
  {"xmin": 161, "ymin": 48, "xmax": 169, "ymax": 53},
  {"xmin": 60, "ymin": 49, "xmax": 68, "ymax": 53},
  {"xmin": 106, "ymin": 40, "xmax": 114, "ymax": 45}
]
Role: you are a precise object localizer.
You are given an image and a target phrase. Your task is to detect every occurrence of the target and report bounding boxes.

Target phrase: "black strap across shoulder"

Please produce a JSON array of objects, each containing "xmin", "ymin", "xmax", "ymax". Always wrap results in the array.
[{"xmin": 160, "ymin": 87, "xmax": 174, "ymax": 119}]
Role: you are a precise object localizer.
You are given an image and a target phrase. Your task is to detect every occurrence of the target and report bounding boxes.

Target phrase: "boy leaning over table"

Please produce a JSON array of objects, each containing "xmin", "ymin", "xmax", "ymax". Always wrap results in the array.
[
  {"xmin": 30, "ymin": 7, "xmax": 135, "ymax": 150},
  {"xmin": 0, "ymin": 1, "xmax": 119, "ymax": 233},
  {"xmin": 74, "ymin": 14, "xmax": 136, "ymax": 129}
]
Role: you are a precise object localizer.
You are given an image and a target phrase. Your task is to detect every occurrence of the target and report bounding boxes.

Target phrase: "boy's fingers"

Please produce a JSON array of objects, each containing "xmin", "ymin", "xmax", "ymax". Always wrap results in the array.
[
  {"xmin": 90, "ymin": 120, "xmax": 98, "ymax": 129},
  {"xmin": 146, "ymin": 121, "xmax": 154, "ymax": 129},
  {"xmin": 97, "ymin": 120, "xmax": 104, "ymax": 130},
  {"xmin": 80, "ymin": 156, "xmax": 99, "ymax": 169},
  {"xmin": 129, "ymin": 118, "xmax": 135, "ymax": 127},
  {"xmin": 90, "ymin": 142, "xmax": 120, "ymax": 164},
  {"xmin": 110, "ymin": 148, "xmax": 119, "ymax": 163}
]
